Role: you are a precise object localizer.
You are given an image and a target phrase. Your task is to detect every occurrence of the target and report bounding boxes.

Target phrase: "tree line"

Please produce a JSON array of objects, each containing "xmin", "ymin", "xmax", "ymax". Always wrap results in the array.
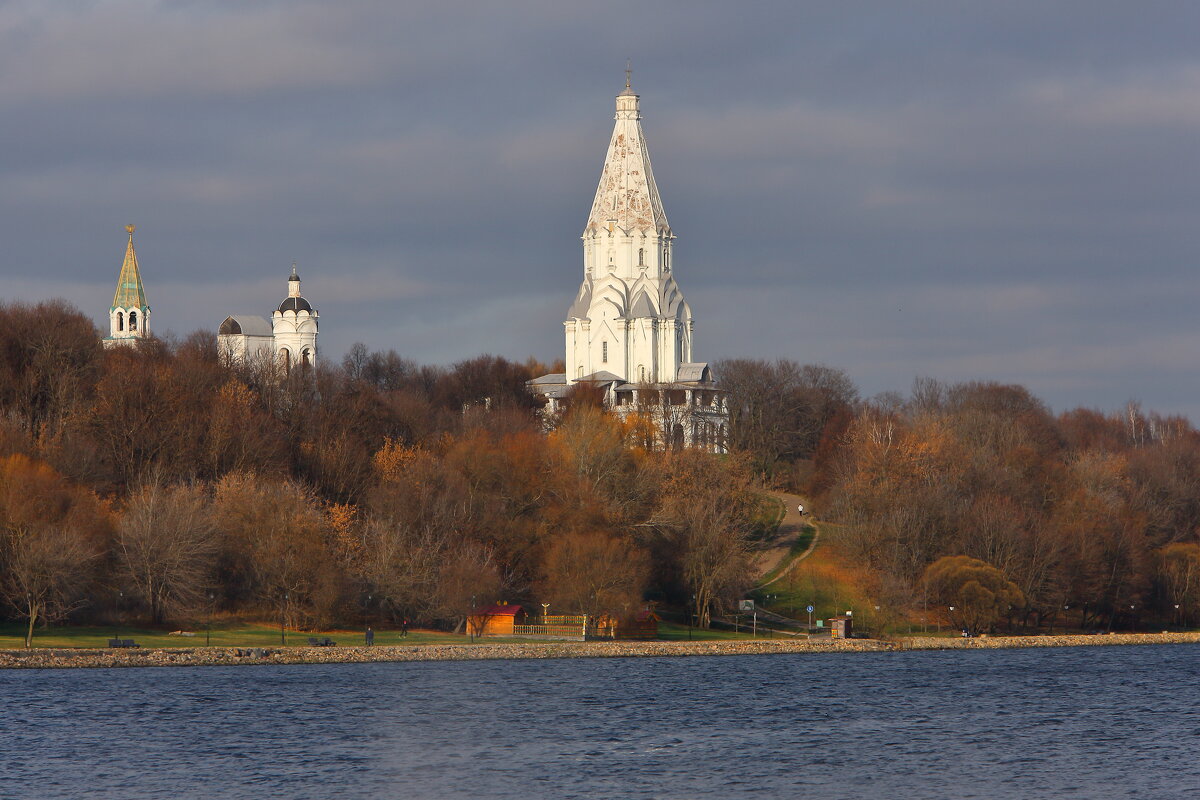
[
  {"xmin": 0, "ymin": 301, "xmax": 764, "ymax": 645},
  {"xmin": 3, "ymin": 299, "xmax": 1198, "ymax": 642}
]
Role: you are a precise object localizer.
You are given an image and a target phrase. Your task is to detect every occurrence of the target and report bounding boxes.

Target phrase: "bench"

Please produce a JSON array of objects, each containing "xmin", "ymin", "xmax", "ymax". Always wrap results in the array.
[
  {"xmin": 306, "ymin": 637, "xmax": 337, "ymax": 647},
  {"xmin": 107, "ymin": 639, "xmax": 140, "ymax": 648}
]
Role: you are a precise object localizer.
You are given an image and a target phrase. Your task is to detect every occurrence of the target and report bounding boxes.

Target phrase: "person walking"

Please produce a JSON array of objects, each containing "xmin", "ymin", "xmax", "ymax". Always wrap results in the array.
[{"xmin": 401, "ymin": 618, "xmax": 409, "ymax": 638}]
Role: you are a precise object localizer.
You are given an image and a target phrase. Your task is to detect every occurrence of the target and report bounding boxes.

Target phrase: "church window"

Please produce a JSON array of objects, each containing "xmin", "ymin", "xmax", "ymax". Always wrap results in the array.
[
  {"xmin": 577, "ymin": 366, "xmax": 584, "ymax": 379},
  {"xmin": 638, "ymin": 248, "xmax": 644, "ymax": 266},
  {"xmin": 117, "ymin": 312, "xmax": 124, "ymax": 332},
  {"xmin": 129, "ymin": 311, "xmax": 138, "ymax": 331},
  {"xmin": 639, "ymin": 365, "xmax": 646, "ymax": 382},
  {"xmin": 602, "ymin": 341, "xmax": 608, "ymax": 363},
  {"xmin": 281, "ymin": 349, "xmax": 291, "ymax": 374},
  {"xmin": 302, "ymin": 349, "xmax": 311, "ymax": 367}
]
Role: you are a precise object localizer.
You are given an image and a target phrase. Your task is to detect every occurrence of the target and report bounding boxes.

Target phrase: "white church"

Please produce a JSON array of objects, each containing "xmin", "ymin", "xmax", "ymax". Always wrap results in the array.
[
  {"xmin": 217, "ymin": 265, "xmax": 319, "ymax": 372},
  {"xmin": 529, "ymin": 74, "xmax": 727, "ymax": 451}
]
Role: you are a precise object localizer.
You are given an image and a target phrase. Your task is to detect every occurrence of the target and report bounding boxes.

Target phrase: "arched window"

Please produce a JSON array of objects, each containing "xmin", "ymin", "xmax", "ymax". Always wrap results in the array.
[
  {"xmin": 281, "ymin": 349, "xmax": 291, "ymax": 374},
  {"xmin": 129, "ymin": 311, "xmax": 137, "ymax": 331},
  {"xmin": 602, "ymin": 341, "xmax": 608, "ymax": 363},
  {"xmin": 301, "ymin": 348, "xmax": 311, "ymax": 367},
  {"xmin": 638, "ymin": 248, "xmax": 644, "ymax": 266},
  {"xmin": 117, "ymin": 311, "xmax": 124, "ymax": 332}
]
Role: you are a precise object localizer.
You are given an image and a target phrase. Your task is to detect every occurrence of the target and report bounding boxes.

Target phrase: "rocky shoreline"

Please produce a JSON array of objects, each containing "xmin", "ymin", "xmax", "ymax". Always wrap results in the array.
[
  {"xmin": 2, "ymin": 632, "xmax": 1197, "ymax": 669},
  {"xmin": 899, "ymin": 631, "xmax": 1200, "ymax": 650},
  {"xmin": 0, "ymin": 638, "xmax": 887, "ymax": 669}
]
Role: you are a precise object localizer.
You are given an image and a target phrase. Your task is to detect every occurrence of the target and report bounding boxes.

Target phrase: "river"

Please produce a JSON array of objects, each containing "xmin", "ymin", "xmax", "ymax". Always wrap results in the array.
[{"xmin": 3, "ymin": 644, "xmax": 1198, "ymax": 798}]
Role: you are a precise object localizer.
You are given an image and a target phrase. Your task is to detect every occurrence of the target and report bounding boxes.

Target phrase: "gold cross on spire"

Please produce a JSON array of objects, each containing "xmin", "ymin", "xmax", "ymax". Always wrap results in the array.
[{"xmin": 625, "ymin": 59, "xmax": 632, "ymax": 90}]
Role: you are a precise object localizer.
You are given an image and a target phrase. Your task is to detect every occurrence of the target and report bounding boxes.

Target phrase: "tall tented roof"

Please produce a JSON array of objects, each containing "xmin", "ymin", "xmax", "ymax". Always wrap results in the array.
[
  {"xmin": 585, "ymin": 75, "xmax": 669, "ymax": 235},
  {"xmin": 111, "ymin": 224, "xmax": 148, "ymax": 310}
]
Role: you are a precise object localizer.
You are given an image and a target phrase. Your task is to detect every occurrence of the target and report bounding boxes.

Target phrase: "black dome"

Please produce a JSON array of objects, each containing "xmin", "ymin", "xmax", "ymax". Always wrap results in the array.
[{"xmin": 277, "ymin": 297, "xmax": 312, "ymax": 313}]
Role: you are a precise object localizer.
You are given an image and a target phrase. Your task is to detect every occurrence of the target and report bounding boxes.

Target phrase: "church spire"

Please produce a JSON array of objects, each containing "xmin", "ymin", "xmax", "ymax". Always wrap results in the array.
[
  {"xmin": 585, "ymin": 70, "xmax": 669, "ymax": 235},
  {"xmin": 111, "ymin": 224, "xmax": 148, "ymax": 310},
  {"xmin": 104, "ymin": 224, "xmax": 151, "ymax": 347}
]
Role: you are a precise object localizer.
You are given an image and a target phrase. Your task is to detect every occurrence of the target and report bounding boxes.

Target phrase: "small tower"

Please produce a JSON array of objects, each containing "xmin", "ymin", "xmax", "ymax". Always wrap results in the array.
[
  {"xmin": 104, "ymin": 224, "xmax": 151, "ymax": 348},
  {"xmin": 272, "ymin": 263, "xmax": 318, "ymax": 372}
]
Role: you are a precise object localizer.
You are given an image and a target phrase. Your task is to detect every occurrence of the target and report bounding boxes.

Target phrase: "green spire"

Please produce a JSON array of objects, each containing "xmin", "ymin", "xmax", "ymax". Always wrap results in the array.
[{"xmin": 111, "ymin": 223, "xmax": 148, "ymax": 310}]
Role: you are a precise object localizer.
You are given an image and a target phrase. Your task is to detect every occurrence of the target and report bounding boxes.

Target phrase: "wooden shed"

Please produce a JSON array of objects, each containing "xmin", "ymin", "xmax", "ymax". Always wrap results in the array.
[
  {"xmin": 467, "ymin": 602, "xmax": 527, "ymax": 638},
  {"xmin": 618, "ymin": 609, "xmax": 661, "ymax": 639}
]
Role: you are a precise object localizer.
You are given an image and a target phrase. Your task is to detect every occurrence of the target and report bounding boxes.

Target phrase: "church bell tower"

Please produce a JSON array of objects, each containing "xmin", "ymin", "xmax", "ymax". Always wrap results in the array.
[{"xmin": 104, "ymin": 224, "xmax": 151, "ymax": 348}]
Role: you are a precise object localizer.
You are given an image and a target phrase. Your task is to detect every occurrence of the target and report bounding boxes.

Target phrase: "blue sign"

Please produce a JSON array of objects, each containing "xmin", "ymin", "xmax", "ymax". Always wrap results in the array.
[{"xmin": 806, "ymin": 605, "xmax": 814, "ymax": 613}]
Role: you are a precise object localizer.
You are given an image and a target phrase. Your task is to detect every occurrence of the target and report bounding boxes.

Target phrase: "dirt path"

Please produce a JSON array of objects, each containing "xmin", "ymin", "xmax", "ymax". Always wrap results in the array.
[{"xmin": 752, "ymin": 491, "xmax": 819, "ymax": 587}]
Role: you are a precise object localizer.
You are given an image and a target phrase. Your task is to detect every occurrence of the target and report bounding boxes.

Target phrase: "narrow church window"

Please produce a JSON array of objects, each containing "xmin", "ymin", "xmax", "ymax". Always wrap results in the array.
[
  {"xmin": 638, "ymin": 248, "xmax": 644, "ymax": 266},
  {"xmin": 281, "ymin": 349, "xmax": 291, "ymax": 374},
  {"xmin": 639, "ymin": 365, "xmax": 646, "ymax": 382},
  {"xmin": 602, "ymin": 341, "xmax": 608, "ymax": 363},
  {"xmin": 302, "ymin": 349, "xmax": 311, "ymax": 367},
  {"xmin": 129, "ymin": 311, "xmax": 137, "ymax": 331},
  {"xmin": 117, "ymin": 312, "xmax": 124, "ymax": 332}
]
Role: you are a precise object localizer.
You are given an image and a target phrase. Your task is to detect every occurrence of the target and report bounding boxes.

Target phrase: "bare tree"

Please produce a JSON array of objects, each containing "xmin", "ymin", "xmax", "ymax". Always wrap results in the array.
[{"xmin": 116, "ymin": 482, "xmax": 218, "ymax": 624}]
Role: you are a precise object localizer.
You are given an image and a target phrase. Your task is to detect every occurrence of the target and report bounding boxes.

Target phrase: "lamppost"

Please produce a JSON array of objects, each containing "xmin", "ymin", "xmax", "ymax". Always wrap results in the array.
[
  {"xmin": 469, "ymin": 595, "xmax": 476, "ymax": 643},
  {"xmin": 117, "ymin": 591, "xmax": 124, "ymax": 642},
  {"xmin": 206, "ymin": 593, "xmax": 215, "ymax": 647},
  {"xmin": 1129, "ymin": 604, "xmax": 1136, "ymax": 633},
  {"xmin": 689, "ymin": 594, "xmax": 695, "ymax": 641},
  {"xmin": 541, "ymin": 603, "xmax": 550, "ymax": 626},
  {"xmin": 1175, "ymin": 604, "xmax": 1181, "ymax": 630},
  {"xmin": 280, "ymin": 592, "xmax": 289, "ymax": 646}
]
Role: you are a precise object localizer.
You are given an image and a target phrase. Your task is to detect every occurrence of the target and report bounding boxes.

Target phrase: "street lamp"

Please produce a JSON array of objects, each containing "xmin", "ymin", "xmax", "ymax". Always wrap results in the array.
[
  {"xmin": 469, "ymin": 595, "xmax": 476, "ymax": 643},
  {"xmin": 281, "ymin": 592, "xmax": 289, "ymax": 646},
  {"xmin": 206, "ymin": 593, "xmax": 215, "ymax": 647}
]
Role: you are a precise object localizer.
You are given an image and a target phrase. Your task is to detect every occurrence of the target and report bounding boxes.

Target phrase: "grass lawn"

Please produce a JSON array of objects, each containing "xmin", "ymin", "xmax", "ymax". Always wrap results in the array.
[
  {"xmin": 0, "ymin": 620, "xmax": 759, "ymax": 649},
  {"xmin": 656, "ymin": 621, "xmax": 784, "ymax": 641},
  {"xmin": 0, "ymin": 622, "xmax": 468, "ymax": 650}
]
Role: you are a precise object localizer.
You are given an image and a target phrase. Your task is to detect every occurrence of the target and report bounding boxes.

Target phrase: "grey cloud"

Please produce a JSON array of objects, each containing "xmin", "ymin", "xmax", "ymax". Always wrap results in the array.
[{"xmin": 2, "ymin": 1, "xmax": 1199, "ymax": 420}]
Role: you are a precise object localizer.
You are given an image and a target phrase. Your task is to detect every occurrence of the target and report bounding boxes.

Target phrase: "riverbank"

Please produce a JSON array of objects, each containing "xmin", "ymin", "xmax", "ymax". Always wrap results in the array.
[
  {"xmin": 899, "ymin": 631, "xmax": 1200, "ymax": 650},
  {"xmin": 0, "ymin": 638, "xmax": 890, "ymax": 669},
  {"xmin": 4, "ymin": 631, "xmax": 1200, "ymax": 668}
]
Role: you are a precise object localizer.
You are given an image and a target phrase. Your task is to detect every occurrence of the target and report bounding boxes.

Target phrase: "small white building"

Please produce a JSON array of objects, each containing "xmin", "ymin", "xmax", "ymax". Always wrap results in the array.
[
  {"xmin": 103, "ymin": 224, "xmax": 151, "ymax": 348},
  {"xmin": 218, "ymin": 265, "xmax": 318, "ymax": 372},
  {"xmin": 530, "ymin": 73, "xmax": 727, "ymax": 451}
]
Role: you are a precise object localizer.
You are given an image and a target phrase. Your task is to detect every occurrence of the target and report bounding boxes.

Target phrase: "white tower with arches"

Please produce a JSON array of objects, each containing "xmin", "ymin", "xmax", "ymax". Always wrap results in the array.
[
  {"xmin": 104, "ymin": 224, "xmax": 151, "ymax": 348},
  {"xmin": 271, "ymin": 264, "xmax": 318, "ymax": 372}
]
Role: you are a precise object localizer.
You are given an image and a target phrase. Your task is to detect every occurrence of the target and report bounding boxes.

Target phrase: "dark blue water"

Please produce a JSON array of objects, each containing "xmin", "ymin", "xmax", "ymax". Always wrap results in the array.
[{"xmin": 3, "ymin": 645, "xmax": 1199, "ymax": 799}]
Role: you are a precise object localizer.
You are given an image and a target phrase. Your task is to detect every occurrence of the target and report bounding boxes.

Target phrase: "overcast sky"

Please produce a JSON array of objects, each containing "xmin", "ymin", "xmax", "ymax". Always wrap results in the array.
[{"xmin": 2, "ymin": 1, "xmax": 1198, "ymax": 418}]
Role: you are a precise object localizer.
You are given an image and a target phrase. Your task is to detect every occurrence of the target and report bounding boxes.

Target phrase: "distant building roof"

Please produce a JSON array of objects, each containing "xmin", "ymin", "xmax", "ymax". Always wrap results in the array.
[
  {"xmin": 529, "ymin": 373, "xmax": 568, "ymax": 385},
  {"xmin": 576, "ymin": 370, "xmax": 625, "ymax": 385},
  {"xmin": 219, "ymin": 315, "xmax": 273, "ymax": 337},
  {"xmin": 676, "ymin": 362, "xmax": 711, "ymax": 383},
  {"xmin": 472, "ymin": 603, "xmax": 526, "ymax": 617}
]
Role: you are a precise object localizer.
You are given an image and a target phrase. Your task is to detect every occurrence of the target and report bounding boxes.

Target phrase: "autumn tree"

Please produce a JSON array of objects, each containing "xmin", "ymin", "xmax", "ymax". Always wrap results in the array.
[
  {"xmin": 650, "ymin": 451, "xmax": 758, "ymax": 627},
  {"xmin": 923, "ymin": 555, "xmax": 1025, "ymax": 634},
  {"xmin": 0, "ymin": 454, "xmax": 107, "ymax": 647},
  {"xmin": 1156, "ymin": 543, "xmax": 1200, "ymax": 625},
  {"xmin": 116, "ymin": 482, "xmax": 218, "ymax": 624},
  {"xmin": 540, "ymin": 531, "xmax": 650, "ymax": 618},
  {"xmin": 213, "ymin": 472, "xmax": 342, "ymax": 626}
]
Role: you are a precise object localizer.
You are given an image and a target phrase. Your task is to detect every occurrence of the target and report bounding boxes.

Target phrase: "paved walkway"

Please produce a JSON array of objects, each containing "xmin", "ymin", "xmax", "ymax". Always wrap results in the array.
[{"xmin": 753, "ymin": 491, "xmax": 819, "ymax": 587}]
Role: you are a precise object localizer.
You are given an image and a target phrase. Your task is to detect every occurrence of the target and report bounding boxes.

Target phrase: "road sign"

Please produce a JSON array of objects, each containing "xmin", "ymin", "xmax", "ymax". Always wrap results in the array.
[
  {"xmin": 739, "ymin": 600, "xmax": 755, "ymax": 612},
  {"xmin": 806, "ymin": 605, "xmax": 814, "ymax": 613}
]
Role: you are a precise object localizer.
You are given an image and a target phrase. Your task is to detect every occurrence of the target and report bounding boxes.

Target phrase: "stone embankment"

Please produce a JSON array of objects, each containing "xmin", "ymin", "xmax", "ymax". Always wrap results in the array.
[
  {"xmin": 0, "ymin": 638, "xmax": 890, "ymax": 670},
  {"xmin": 5, "ymin": 632, "xmax": 1199, "ymax": 669},
  {"xmin": 900, "ymin": 631, "xmax": 1200, "ymax": 650}
]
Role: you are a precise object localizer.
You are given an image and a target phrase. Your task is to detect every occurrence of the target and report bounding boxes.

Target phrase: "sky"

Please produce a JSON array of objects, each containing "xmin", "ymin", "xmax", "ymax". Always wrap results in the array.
[{"xmin": 2, "ymin": 1, "xmax": 1198, "ymax": 419}]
